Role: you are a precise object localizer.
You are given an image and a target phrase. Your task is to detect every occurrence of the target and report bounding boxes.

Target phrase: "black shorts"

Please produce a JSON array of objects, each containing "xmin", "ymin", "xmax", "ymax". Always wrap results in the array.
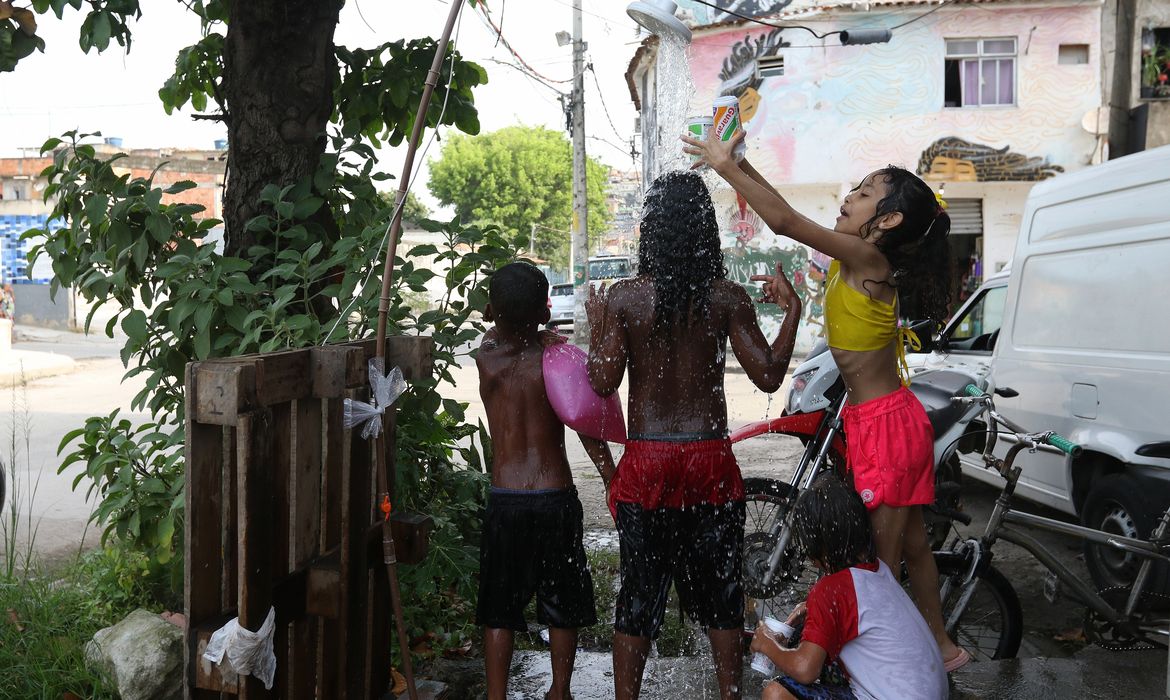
[
  {"xmin": 613, "ymin": 501, "xmax": 745, "ymax": 638},
  {"xmin": 476, "ymin": 487, "xmax": 597, "ymax": 631}
]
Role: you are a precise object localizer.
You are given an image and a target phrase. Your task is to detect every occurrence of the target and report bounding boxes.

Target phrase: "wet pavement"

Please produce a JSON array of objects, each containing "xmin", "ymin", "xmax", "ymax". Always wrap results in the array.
[
  {"xmin": 950, "ymin": 645, "xmax": 1165, "ymax": 699},
  {"xmin": 430, "ymin": 645, "xmax": 1166, "ymax": 698}
]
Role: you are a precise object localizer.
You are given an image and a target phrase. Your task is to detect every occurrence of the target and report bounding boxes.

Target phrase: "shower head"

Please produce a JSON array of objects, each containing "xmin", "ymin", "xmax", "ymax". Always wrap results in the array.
[{"xmin": 627, "ymin": 0, "xmax": 692, "ymax": 44}]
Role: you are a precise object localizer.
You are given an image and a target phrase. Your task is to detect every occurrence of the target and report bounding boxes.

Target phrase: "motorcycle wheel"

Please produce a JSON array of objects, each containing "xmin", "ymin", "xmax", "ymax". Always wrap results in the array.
[
  {"xmin": 926, "ymin": 455, "xmax": 962, "ymax": 550},
  {"xmin": 933, "ymin": 551, "xmax": 1023, "ymax": 661},
  {"xmin": 742, "ymin": 478, "xmax": 819, "ymax": 636}
]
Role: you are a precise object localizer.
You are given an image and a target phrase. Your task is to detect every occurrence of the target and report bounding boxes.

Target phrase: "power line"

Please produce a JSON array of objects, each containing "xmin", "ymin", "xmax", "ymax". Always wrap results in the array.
[
  {"xmin": 689, "ymin": 0, "xmax": 954, "ymax": 40},
  {"xmin": 475, "ymin": 2, "xmax": 574, "ymax": 84},
  {"xmin": 481, "ymin": 57, "xmax": 566, "ymax": 95},
  {"xmin": 587, "ymin": 62, "xmax": 626, "ymax": 143}
]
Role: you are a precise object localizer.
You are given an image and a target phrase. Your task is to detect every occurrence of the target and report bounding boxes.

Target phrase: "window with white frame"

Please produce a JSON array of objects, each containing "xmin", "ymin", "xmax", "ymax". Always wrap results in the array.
[{"xmin": 944, "ymin": 38, "xmax": 1017, "ymax": 108}]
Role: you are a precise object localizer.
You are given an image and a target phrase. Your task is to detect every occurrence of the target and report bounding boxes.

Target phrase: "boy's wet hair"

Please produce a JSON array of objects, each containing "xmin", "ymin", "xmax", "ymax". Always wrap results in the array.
[
  {"xmin": 859, "ymin": 165, "xmax": 952, "ymax": 323},
  {"xmin": 488, "ymin": 261, "xmax": 549, "ymax": 326},
  {"xmin": 637, "ymin": 171, "xmax": 727, "ymax": 329},
  {"xmin": 792, "ymin": 475, "xmax": 875, "ymax": 573}
]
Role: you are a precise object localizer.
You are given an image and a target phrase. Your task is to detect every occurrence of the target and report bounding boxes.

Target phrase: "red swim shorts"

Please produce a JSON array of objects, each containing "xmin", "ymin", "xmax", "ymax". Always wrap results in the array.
[
  {"xmin": 608, "ymin": 438, "xmax": 744, "ymax": 514},
  {"xmin": 841, "ymin": 387, "xmax": 935, "ymax": 511}
]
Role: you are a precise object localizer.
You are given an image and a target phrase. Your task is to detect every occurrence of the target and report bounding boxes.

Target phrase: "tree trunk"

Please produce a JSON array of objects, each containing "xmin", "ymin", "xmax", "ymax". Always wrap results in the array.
[{"xmin": 221, "ymin": 0, "xmax": 343, "ymax": 258}]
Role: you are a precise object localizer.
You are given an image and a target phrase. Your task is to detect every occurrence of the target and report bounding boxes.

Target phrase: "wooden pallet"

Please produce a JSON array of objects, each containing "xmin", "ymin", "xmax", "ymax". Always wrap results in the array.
[{"xmin": 184, "ymin": 336, "xmax": 434, "ymax": 699}]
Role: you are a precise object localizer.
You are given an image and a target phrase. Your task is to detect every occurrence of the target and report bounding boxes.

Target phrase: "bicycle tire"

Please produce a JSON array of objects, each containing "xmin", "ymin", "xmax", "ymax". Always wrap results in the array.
[
  {"xmin": 742, "ymin": 478, "xmax": 818, "ymax": 634},
  {"xmin": 933, "ymin": 551, "xmax": 1023, "ymax": 661}
]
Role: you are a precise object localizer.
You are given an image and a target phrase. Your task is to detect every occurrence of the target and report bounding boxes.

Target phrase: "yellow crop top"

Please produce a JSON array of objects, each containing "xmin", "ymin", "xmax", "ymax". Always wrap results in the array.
[{"xmin": 824, "ymin": 261, "xmax": 920, "ymax": 386}]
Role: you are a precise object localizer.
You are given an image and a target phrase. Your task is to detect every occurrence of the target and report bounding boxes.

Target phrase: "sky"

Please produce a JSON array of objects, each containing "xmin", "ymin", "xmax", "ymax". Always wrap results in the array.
[{"xmin": 0, "ymin": 0, "xmax": 645, "ymax": 213}]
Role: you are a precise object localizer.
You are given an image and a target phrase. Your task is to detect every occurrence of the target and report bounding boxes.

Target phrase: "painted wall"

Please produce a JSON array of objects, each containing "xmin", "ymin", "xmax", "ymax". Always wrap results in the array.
[
  {"xmin": 637, "ymin": 3, "xmax": 1102, "ymax": 350},
  {"xmin": 688, "ymin": 5, "xmax": 1102, "ymax": 184}
]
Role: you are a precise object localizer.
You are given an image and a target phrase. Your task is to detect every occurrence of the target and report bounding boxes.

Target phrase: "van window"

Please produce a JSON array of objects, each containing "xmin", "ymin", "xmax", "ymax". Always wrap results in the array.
[
  {"xmin": 947, "ymin": 285, "xmax": 1007, "ymax": 352},
  {"xmin": 1013, "ymin": 238, "xmax": 1170, "ymax": 354},
  {"xmin": 589, "ymin": 258, "xmax": 632, "ymax": 280}
]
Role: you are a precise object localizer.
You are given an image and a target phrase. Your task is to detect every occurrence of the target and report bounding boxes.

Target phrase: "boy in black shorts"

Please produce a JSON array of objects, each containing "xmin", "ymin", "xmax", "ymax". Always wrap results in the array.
[{"xmin": 476, "ymin": 262, "xmax": 616, "ymax": 700}]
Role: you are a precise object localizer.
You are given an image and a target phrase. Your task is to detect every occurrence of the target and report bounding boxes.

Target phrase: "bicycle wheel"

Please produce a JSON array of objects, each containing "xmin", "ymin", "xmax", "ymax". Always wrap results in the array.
[
  {"xmin": 933, "ymin": 551, "xmax": 1022, "ymax": 661},
  {"xmin": 742, "ymin": 478, "xmax": 818, "ymax": 634}
]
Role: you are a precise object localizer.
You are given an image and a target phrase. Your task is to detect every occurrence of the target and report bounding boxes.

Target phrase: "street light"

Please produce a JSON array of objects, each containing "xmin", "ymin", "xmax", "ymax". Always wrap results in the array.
[{"xmin": 555, "ymin": 30, "xmax": 572, "ymax": 47}]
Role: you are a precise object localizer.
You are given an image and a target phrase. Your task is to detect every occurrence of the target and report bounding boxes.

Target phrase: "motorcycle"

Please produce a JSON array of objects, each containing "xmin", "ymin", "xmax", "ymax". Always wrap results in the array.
[{"xmin": 731, "ymin": 322, "xmax": 988, "ymax": 628}]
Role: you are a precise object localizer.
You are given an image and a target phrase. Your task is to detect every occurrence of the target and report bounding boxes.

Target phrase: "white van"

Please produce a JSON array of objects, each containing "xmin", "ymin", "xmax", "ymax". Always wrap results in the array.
[{"xmin": 912, "ymin": 145, "xmax": 1170, "ymax": 591}]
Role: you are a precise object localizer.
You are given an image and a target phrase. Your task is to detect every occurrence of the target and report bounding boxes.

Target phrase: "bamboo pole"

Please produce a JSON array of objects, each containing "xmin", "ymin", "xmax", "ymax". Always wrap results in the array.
[{"xmin": 372, "ymin": 1, "xmax": 465, "ymax": 698}]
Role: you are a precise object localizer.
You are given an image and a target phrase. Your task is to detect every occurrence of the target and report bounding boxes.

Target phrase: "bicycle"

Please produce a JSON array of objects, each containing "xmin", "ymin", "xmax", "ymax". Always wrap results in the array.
[
  {"xmin": 734, "ymin": 368, "xmax": 980, "ymax": 632},
  {"xmin": 934, "ymin": 385, "xmax": 1170, "ymax": 660}
]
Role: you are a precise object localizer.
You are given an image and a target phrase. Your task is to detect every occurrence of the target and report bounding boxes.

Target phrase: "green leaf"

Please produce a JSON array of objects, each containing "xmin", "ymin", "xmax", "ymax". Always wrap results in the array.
[
  {"xmin": 90, "ymin": 10, "xmax": 112, "ymax": 51},
  {"xmin": 292, "ymin": 196, "xmax": 324, "ymax": 219},
  {"xmin": 121, "ymin": 309, "xmax": 148, "ymax": 341},
  {"xmin": 194, "ymin": 330, "xmax": 211, "ymax": 360}
]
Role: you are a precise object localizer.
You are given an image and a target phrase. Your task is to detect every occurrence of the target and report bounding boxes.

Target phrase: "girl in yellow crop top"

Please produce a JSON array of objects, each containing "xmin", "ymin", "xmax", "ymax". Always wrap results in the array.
[{"xmin": 684, "ymin": 128, "xmax": 969, "ymax": 671}]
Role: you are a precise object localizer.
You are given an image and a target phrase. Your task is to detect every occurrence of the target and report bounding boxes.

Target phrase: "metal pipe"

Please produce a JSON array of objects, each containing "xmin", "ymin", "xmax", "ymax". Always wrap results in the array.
[{"xmin": 371, "ymin": 2, "xmax": 465, "ymax": 698}]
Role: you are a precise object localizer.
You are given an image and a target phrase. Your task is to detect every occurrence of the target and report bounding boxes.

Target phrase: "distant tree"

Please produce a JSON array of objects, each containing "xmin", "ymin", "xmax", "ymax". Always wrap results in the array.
[
  {"xmin": 401, "ymin": 191, "xmax": 432, "ymax": 225},
  {"xmin": 427, "ymin": 125, "xmax": 610, "ymax": 269}
]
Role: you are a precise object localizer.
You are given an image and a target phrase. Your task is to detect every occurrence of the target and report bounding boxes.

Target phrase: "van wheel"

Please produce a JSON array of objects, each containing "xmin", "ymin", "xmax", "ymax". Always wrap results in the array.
[{"xmin": 1082, "ymin": 474, "xmax": 1169, "ymax": 594}]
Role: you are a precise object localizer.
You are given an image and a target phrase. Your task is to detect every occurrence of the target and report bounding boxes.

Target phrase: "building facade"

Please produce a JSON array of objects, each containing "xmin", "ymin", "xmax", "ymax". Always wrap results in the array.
[
  {"xmin": 1103, "ymin": 0, "xmax": 1170, "ymax": 155},
  {"xmin": 0, "ymin": 140, "xmax": 225, "ymax": 328},
  {"xmin": 628, "ymin": 0, "xmax": 1104, "ymax": 351},
  {"xmin": 599, "ymin": 169, "xmax": 643, "ymax": 255}
]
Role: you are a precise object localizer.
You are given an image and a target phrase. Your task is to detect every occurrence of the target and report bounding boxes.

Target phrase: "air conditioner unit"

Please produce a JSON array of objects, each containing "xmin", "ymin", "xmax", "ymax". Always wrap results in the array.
[{"xmin": 757, "ymin": 55, "xmax": 785, "ymax": 78}]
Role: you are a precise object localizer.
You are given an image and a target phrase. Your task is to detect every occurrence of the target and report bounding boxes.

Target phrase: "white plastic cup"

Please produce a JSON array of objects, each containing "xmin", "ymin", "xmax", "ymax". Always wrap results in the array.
[{"xmin": 750, "ymin": 617, "xmax": 795, "ymax": 675}]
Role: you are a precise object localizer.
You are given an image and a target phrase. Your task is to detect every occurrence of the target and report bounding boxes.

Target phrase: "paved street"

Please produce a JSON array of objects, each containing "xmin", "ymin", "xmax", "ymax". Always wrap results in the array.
[{"xmin": 0, "ymin": 327, "xmax": 144, "ymax": 564}]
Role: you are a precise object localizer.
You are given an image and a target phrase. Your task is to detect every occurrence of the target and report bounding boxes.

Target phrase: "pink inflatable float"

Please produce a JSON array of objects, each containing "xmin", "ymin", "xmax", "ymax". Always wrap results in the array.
[{"xmin": 542, "ymin": 343, "xmax": 626, "ymax": 444}]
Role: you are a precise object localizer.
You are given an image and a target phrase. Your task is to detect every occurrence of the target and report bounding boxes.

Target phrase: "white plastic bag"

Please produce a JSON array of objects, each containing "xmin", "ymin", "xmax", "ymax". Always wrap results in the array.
[
  {"xmin": 343, "ymin": 358, "xmax": 406, "ymax": 440},
  {"xmin": 202, "ymin": 607, "xmax": 277, "ymax": 689}
]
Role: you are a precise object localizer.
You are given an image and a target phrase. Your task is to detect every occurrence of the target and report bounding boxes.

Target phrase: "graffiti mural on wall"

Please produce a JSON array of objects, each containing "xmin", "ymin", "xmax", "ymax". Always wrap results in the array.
[
  {"xmin": 688, "ymin": 7, "xmax": 1099, "ymax": 185},
  {"xmin": 682, "ymin": 0, "xmax": 794, "ymax": 24},
  {"xmin": 718, "ymin": 28, "xmax": 789, "ymax": 125},
  {"xmin": 917, "ymin": 137, "xmax": 1065, "ymax": 182},
  {"xmin": 721, "ymin": 193, "xmax": 827, "ymax": 337}
]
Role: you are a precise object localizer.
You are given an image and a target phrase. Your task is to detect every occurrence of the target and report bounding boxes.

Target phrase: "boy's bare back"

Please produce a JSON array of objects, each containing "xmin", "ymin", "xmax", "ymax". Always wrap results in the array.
[
  {"xmin": 589, "ymin": 275, "xmax": 795, "ymax": 436},
  {"xmin": 476, "ymin": 331, "xmax": 574, "ymax": 490}
]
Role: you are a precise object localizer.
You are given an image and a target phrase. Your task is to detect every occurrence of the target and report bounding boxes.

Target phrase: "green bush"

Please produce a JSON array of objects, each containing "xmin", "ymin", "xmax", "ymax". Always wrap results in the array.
[{"xmin": 0, "ymin": 545, "xmax": 173, "ymax": 699}]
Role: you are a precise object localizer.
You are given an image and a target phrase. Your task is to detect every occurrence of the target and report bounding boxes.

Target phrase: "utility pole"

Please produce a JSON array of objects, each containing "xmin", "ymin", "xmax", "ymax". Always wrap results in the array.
[{"xmin": 570, "ymin": 0, "xmax": 590, "ymax": 343}]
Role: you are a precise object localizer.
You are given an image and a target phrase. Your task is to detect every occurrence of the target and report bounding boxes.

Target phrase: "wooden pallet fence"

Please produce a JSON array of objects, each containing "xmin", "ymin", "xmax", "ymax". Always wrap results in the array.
[{"xmin": 184, "ymin": 336, "xmax": 434, "ymax": 699}]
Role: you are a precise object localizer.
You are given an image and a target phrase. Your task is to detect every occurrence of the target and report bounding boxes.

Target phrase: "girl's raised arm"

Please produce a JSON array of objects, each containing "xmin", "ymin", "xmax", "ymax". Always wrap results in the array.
[{"xmin": 682, "ymin": 132, "xmax": 884, "ymax": 271}]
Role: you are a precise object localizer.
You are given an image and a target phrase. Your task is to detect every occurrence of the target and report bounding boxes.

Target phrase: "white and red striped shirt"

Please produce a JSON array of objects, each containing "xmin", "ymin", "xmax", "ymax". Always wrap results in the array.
[{"xmin": 802, "ymin": 560, "xmax": 947, "ymax": 700}]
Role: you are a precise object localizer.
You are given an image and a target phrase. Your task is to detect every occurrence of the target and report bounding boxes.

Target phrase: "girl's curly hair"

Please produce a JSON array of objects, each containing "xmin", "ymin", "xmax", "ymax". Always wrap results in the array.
[
  {"xmin": 859, "ymin": 166, "xmax": 952, "ymax": 322},
  {"xmin": 637, "ymin": 171, "xmax": 728, "ymax": 329}
]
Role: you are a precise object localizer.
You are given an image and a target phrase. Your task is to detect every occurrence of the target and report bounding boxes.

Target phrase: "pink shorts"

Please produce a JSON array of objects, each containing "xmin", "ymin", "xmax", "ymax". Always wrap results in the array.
[{"xmin": 841, "ymin": 387, "xmax": 935, "ymax": 510}]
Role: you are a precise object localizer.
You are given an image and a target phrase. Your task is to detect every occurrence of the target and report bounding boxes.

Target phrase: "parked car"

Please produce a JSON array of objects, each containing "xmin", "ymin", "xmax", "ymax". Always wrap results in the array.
[
  {"xmin": 908, "ymin": 144, "xmax": 1170, "ymax": 592},
  {"xmin": 549, "ymin": 283, "xmax": 574, "ymax": 322},
  {"xmin": 588, "ymin": 254, "xmax": 635, "ymax": 290}
]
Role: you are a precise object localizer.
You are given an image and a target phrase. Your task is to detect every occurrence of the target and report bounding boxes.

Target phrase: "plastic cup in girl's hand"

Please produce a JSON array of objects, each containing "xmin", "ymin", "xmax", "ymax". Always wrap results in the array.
[{"xmin": 750, "ymin": 616, "xmax": 795, "ymax": 675}]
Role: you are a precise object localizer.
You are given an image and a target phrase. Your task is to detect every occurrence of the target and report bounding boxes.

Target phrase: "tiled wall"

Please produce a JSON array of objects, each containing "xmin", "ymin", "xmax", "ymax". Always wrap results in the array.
[{"xmin": 0, "ymin": 214, "xmax": 60, "ymax": 285}]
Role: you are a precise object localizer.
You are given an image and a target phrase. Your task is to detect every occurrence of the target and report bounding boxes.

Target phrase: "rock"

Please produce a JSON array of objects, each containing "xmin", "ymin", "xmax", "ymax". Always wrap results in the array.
[{"xmin": 85, "ymin": 608, "xmax": 184, "ymax": 700}]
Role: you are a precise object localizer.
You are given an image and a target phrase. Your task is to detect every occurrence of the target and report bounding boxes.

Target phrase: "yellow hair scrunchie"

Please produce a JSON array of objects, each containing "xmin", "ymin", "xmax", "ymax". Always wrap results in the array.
[{"xmin": 934, "ymin": 192, "xmax": 948, "ymax": 210}]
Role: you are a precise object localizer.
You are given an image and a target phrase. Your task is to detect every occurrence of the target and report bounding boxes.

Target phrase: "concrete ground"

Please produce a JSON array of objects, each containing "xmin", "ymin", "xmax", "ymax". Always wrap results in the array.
[
  {"xmin": 0, "ymin": 325, "xmax": 140, "ymax": 565},
  {"xmin": 424, "ymin": 642, "xmax": 1168, "ymax": 699}
]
